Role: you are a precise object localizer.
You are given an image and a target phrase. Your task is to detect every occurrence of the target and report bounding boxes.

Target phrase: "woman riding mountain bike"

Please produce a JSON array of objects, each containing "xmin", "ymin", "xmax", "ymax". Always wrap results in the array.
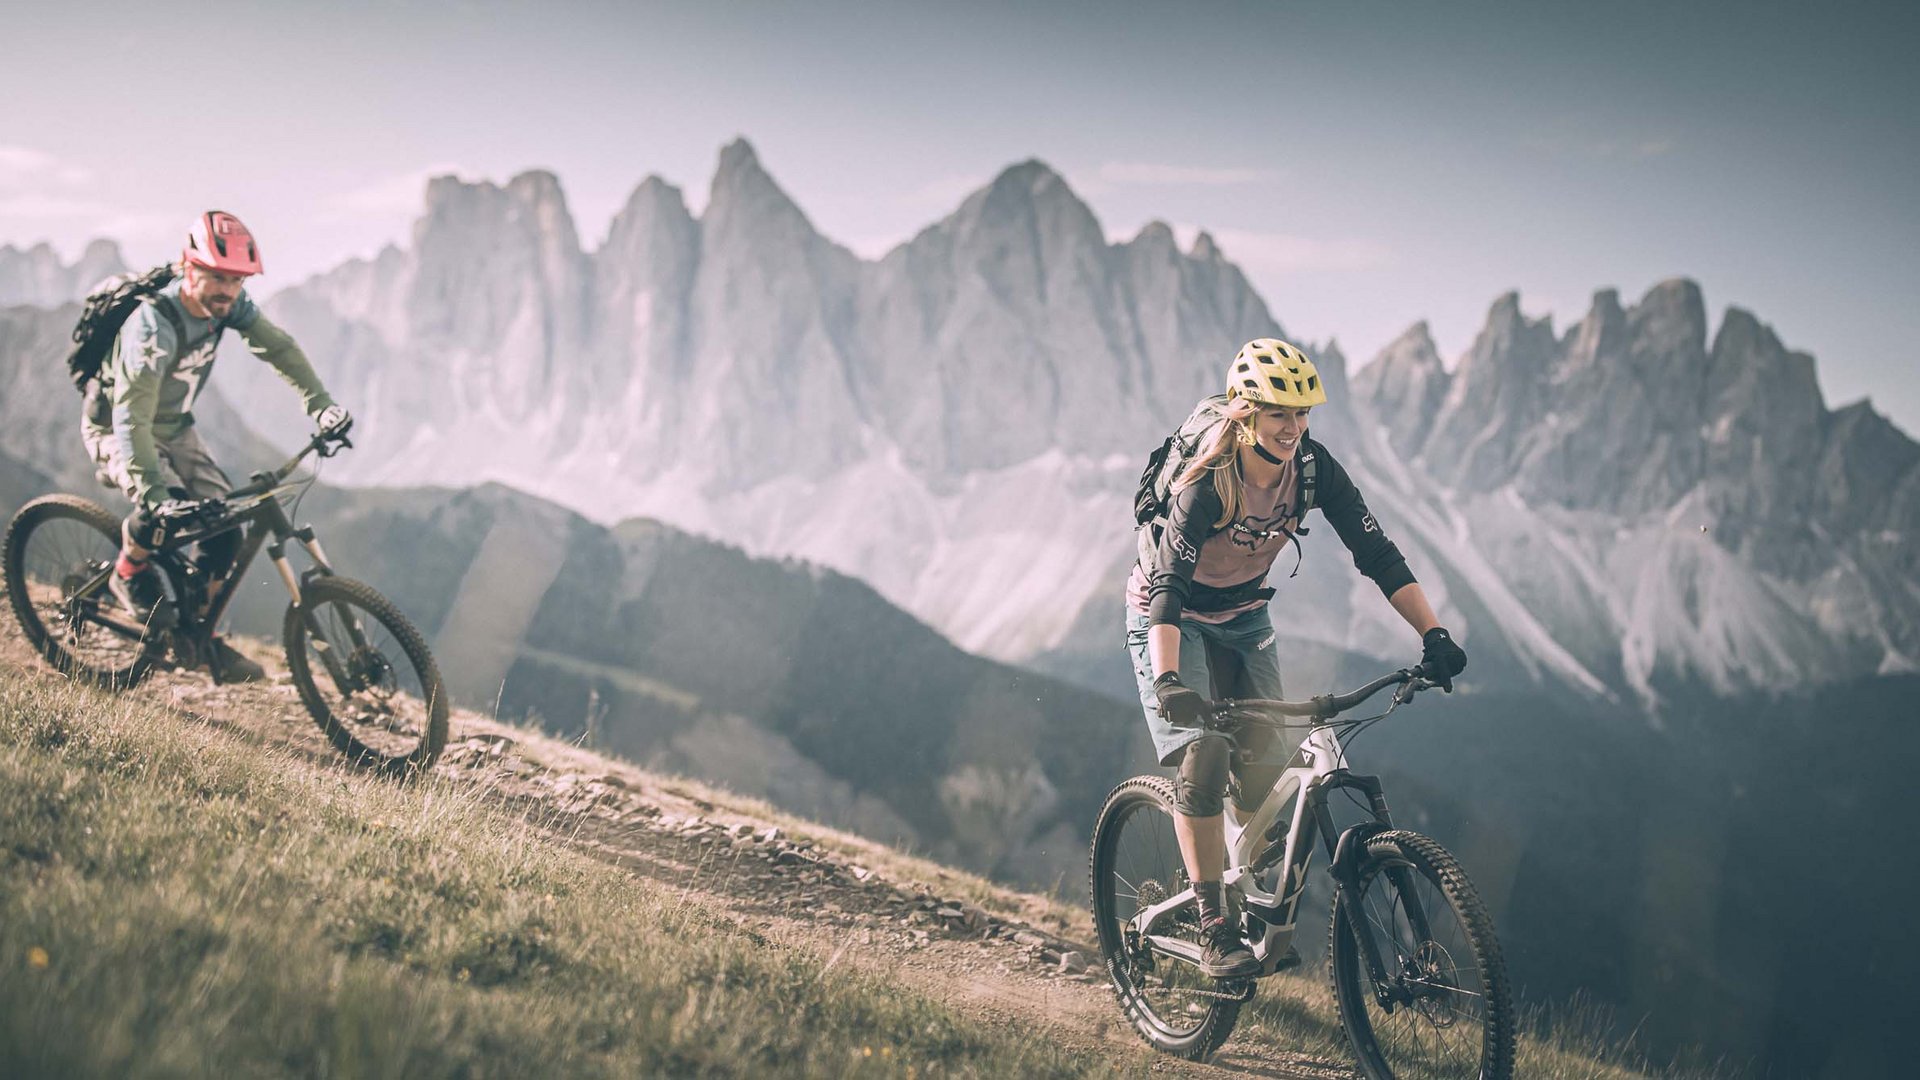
[{"xmin": 1124, "ymin": 337, "xmax": 1468, "ymax": 979}]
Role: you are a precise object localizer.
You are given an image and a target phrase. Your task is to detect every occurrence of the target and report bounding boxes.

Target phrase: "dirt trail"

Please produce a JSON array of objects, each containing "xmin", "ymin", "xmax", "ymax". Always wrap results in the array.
[{"xmin": 0, "ymin": 621, "xmax": 1352, "ymax": 1078}]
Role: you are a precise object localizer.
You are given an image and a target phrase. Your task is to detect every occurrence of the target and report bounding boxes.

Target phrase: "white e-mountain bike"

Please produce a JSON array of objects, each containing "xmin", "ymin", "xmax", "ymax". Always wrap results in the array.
[{"xmin": 1089, "ymin": 664, "xmax": 1515, "ymax": 1077}]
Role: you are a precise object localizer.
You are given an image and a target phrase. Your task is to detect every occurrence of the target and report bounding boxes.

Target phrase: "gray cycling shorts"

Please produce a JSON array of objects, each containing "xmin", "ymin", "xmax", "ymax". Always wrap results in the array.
[{"xmin": 81, "ymin": 419, "xmax": 231, "ymax": 504}]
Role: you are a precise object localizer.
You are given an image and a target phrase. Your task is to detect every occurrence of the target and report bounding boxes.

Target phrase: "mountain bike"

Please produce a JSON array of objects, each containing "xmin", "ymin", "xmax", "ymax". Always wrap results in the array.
[
  {"xmin": 1089, "ymin": 664, "xmax": 1515, "ymax": 1077},
  {"xmin": 2, "ymin": 426, "xmax": 449, "ymax": 775}
]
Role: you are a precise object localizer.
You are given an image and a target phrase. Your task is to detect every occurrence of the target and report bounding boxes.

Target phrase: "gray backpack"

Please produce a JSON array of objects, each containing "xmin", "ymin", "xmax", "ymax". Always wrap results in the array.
[{"xmin": 1132, "ymin": 395, "xmax": 1318, "ymax": 527}]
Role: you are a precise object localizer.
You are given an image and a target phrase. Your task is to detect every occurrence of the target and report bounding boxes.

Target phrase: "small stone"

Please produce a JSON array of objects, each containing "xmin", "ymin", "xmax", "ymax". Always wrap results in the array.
[
  {"xmin": 758, "ymin": 826, "xmax": 783, "ymax": 844},
  {"xmin": 1011, "ymin": 930, "xmax": 1047, "ymax": 949},
  {"xmin": 1057, "ymin": 950, "xmax": 1088, "ymax": 974}
]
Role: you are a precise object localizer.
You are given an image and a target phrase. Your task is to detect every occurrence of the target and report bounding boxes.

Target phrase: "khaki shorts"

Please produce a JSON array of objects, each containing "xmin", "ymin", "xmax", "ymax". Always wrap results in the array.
[{"xmin": 81, "ymin": 419, "xmax": 232, "ymax": 504}]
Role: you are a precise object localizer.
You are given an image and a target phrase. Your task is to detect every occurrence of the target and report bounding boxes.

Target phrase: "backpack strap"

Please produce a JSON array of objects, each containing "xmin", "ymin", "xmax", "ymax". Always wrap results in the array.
[
  {"xmin": 1271, "ymin": 438, "xmax": 1320, "ymax": 578},
  {"xmin": 1293, "ymin": 438, "xmax": 1318, "ymax": 536},
  {"xmin": 152, "ymin": 293, "xmax": 190, "ymax": 354}
]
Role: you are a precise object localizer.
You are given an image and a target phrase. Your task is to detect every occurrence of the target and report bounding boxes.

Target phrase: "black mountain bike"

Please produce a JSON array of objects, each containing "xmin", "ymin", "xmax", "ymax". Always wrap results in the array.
[
  {"xmin": 3, "ymin": 426, "xmax": 449, "ymax": 775},
  {"xmin": 1089, "ymin": 664, "xmax": 1515, "ymax": 1077}
]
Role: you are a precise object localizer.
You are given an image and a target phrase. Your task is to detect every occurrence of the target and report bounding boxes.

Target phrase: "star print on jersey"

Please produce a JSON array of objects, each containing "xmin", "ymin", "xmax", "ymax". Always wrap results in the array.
[{"xmin": 170, "ymin": 337, "xmax": 220, "ymax": 412}]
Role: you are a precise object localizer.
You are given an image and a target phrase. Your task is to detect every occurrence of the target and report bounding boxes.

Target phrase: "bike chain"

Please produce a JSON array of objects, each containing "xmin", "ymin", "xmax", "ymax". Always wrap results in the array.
[
  {"xmin": 1139, "ymin": 979, "xmax": 1257, "ymax": 1003},
  {"xmin": 1189, "ymin": 981, "xmax": 1257, "ymax": 1003}
]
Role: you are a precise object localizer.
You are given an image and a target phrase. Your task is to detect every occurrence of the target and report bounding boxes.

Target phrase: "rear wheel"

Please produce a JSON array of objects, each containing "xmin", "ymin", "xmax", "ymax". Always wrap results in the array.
[
  {"xmin": 2, "ymin": 495, "xmax": 153, "ymax": 689},
  {"xmin": 284, "ymin": 575, "xmax": 448, "ymax": 775},
  {"xmin": 1089, "ymin": 775, "xmax": 1243, "ymax": 1060},
  {"xmin": 1329, "ymin": 829, "xmax": 1514, "ymax": 1079}
]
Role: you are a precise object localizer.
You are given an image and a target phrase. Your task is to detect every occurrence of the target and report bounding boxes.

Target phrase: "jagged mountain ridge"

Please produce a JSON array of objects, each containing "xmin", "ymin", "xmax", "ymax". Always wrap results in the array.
[
  {"xmin": 0, "ymin": 239, "xmax": 126, "ymax": 308},
  {"xmin": 1354, "ymin": 283, "xmax": 1920, "ymax": 700},
  {"xmin": 19, "ymin": 144, "xmax": 1918, "ymax": 703},
  {"xmin": 218, "ymin": 139, "xmax": 1294, "ymax": 662}
]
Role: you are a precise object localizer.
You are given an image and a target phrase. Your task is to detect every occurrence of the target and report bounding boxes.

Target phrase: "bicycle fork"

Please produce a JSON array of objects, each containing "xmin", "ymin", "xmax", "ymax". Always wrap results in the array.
[
  {"xmin": 1319, "ymin": 775, "xmax": 1438, "ymax": 1012},
  {"xmin": 266, "ymin": 522, "xmax": 371, "ymax": 696}
]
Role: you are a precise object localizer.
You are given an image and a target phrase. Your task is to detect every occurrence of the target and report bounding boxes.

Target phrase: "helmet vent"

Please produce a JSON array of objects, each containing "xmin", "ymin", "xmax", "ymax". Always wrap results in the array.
[{"xmin": 1307, "ymin": 375, "xmax": 1318, "ymax": 391}]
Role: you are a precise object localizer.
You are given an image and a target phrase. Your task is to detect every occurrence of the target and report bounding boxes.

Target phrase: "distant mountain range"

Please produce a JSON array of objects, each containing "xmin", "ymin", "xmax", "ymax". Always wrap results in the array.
[{"xmin": 94, "ymin": 138, "xmax": 1906, "ymax": 710}]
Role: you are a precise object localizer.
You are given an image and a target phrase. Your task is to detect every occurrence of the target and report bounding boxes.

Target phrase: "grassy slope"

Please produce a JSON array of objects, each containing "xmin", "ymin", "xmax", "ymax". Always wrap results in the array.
[
  {"xmin": 0, "ymin": 672, "xmax": 1137, "ymax": 1079},
  {"xmin": 0, "ymin": 641, "xmax": 1721, "ymax": 1079}
]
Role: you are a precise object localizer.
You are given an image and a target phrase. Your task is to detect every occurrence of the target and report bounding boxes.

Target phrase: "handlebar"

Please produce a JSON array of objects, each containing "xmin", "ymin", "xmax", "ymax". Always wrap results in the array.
[
  {"xmin": 1210, "ymin": 661, "xmax": 1450, "ymax": 727},
  {"xmin": 226, "ymin": 425, "xmax": 352, "ymax": 501}
]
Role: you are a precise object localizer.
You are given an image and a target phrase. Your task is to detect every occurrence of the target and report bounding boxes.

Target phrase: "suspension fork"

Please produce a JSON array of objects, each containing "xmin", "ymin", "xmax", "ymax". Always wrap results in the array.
[
  {"xmin": 1317, "ymin": 773, "xmax": 1426, "ymax": 1008},
  {"xmin": 248, "ymin": 504, "xmax": 360, "ymax": 692}
]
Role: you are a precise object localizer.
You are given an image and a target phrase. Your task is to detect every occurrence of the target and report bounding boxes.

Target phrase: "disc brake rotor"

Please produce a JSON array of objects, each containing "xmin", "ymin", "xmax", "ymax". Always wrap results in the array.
[{"xmin": 1406, "ymin": 940, "xmax": 1462, "ymax": 1026}]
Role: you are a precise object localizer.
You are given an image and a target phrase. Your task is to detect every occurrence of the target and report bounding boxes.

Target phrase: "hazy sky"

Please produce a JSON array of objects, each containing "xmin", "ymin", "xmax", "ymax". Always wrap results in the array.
[{"xmin": 4, "ymin": 0, "xmax": 1915, "ymax": 432}]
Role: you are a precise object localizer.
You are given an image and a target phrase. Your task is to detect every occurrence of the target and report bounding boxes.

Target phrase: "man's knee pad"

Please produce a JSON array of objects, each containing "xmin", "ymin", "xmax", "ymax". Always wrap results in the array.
[
  {"xmin": 1174, "ymin": 735, "xmax": 1232, "ymax": 817},
  {"xmin": 124, "ymin": 507, "xmax": 164, "ymax": 552},
  {"xmin": 195, "ymin": 529, "xmax": 240, "ymax": 579}
]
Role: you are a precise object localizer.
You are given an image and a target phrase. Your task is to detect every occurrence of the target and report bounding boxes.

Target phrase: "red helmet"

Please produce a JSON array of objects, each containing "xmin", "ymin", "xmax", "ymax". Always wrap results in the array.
[{"xmin": 183, "ymin": 210, "xmax": 263, "ymax": 276}]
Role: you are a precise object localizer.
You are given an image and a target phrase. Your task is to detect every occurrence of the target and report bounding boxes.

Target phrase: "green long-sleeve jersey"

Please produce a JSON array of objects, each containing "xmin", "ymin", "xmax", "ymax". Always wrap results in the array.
[{"xmin": 104, "ymin": 279, "xmax": 334, "ymax": 504}]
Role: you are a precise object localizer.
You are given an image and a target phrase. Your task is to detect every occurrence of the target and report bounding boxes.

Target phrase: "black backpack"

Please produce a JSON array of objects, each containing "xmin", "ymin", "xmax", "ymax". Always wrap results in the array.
[
  {"xmin": 1133, "ymin": 395, "xmax": 1318, "ymax": 527},
  {"xmin": 65, "ymin": 264, "xmax": 182, "ymax": 393}
]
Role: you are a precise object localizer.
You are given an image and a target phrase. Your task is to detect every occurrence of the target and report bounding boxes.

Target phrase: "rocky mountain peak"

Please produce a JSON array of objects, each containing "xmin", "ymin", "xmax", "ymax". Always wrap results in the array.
[
  {"xmin": 706, "ymin": 138, "xmax": 813, "ymax": 234},
  {"xmin": 716, "ymin": 136, "xmax": 762, "ymax": 175},
  {"xmin": 960, "ymin": 159, "xmax": 1101, "ymax": 244},
  {"xmin": 1411, "ymin": 290, "xmax": 1559, "ymax": 487},
  {"xmin": 619, "ymin": 174, "xmax": 688, "ymax": 215},
  {"xmin": 1130, "ymin": 220, "xmax": 1177, "ymax": 252},
  {"xmin": 1624, "ymin": 278, "xmax": 1709, "ymax": 382},
  {"xmin": 507, "ymin": 168, "xmax": 566, "ymax": 205},
  {"xmin": 1354, "ymin": 320, "xmax": 1449, "ymax": 456},
  {"xmin": 0, "ymin": 239, "xmax": 128, "ymax": 306},
  {"xmin": 601, "ymin": 176, "xmax": 698, "ymax": 268},
  {"xmin": 1189, "ymin": 230, "xmax": 1220, "ymax": 261}
]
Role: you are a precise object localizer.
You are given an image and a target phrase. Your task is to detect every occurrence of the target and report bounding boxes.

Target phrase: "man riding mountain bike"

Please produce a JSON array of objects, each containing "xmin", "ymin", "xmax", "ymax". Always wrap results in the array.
[
  {"xmin": 79, "ymin": 209, "xmax": 350, "ymax": 682},
  {"xmin": 1126, "ymin": 338, "xmax": 1468, "ymax": 979}
]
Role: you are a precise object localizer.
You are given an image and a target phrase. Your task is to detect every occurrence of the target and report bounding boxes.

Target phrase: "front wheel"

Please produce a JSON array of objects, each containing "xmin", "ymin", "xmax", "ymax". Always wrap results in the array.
[
  {"xmin": 1089, "ymin": 775, "xmax": 1243, "ymax": 1060},
  {"xmin": 3, "ymin": 494, "xmax": 154, "ymax": 689},
  {"xmin": 1329, "ymin": 830, "xmax": 1515, "ymax": 1080},
  {"xmin": 284, "ymin": 575, "xmax": 448, "ymax": 775}
]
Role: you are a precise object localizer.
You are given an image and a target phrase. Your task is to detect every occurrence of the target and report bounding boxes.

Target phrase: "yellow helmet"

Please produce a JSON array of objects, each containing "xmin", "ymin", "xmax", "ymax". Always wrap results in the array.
[{"xmin": 1226, "ymin": 338, "xmax": 1327, "ymax": 408}]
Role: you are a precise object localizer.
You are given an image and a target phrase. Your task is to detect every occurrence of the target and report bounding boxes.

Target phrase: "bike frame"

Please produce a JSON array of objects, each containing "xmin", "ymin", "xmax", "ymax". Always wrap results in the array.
[
  {"xmin": 67, "ymin": 432, "xmax": 363, "ymax": 685},
  {"xmin": 1126, "ymin": 671, "xmax": 1438, "ymax": 999}
]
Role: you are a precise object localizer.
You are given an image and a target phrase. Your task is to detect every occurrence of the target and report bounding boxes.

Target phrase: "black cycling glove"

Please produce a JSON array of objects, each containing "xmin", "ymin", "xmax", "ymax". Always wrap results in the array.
[
  {"xmin": 1153, "ymin": 671, "xmax": 1211, "ymax": 728},
  {"xmin": 1421, "ymin": 627, "xmax": 1467, "ymax": 690}
]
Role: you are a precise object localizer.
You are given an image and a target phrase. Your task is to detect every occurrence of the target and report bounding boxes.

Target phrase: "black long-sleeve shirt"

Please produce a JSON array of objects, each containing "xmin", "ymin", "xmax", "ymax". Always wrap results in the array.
[{"xmin": 1130, "ymin": 436, "xmax": 1416, "ymax": 626}]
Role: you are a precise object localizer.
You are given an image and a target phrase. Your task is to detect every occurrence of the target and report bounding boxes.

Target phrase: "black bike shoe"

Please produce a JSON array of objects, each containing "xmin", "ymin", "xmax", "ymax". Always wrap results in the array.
[
  {"xmin": 108, "ymin": 566, "xmax": 176, "ymax": 632},
  {"xmin": 1198, "ymin": 917, "xmax": 1260, "ymax": 979},
  {"xmin": 209, "ymin": 637, "xmax": 267, "ymax": 684}
]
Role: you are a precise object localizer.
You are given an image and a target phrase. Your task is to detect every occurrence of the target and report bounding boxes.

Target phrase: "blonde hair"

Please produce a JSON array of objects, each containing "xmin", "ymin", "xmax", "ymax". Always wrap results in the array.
[{"xmin": 1172, "ymin": 396, "xmax": 1261, "ymax": 530}]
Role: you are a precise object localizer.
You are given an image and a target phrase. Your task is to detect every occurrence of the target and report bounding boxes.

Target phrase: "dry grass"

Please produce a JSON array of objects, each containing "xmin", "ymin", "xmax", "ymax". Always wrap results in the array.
[{"xmin": 0, "ymin": 672, "xmax": 1147, "ymax": 1079}]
